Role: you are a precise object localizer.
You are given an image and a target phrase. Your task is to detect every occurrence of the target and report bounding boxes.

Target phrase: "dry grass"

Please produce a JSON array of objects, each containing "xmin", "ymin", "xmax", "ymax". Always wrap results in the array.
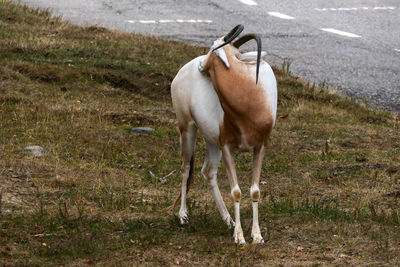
[{"xmin": 1, "ymin": 1, "xmax": 399, "ymax": 266}]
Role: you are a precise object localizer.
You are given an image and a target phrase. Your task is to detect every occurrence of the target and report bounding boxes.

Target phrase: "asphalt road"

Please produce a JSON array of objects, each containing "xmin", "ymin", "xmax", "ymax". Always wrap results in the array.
[{"xmin": 18, "ymin": 0, "xmax": 400, "ymax": 112}]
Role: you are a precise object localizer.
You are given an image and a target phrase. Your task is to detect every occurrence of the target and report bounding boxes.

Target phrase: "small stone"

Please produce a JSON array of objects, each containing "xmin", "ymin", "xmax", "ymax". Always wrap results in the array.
[
  {"xmin": 130, "ymin": 127, "xmax": 154, "ymax": 134},
  {"xmin": 24, "ymin": 146, "xmax": 45, "ymax": 157}
]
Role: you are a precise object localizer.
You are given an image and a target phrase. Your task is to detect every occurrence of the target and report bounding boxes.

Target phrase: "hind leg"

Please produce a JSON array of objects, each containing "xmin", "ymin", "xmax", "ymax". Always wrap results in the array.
[
  {"xmin": 178, "ymin": 121, "xmax": 197, "ymax": 224},
  {"xmin": 201, "ymin": 141, "xmax": 234, "ymax": 228}
]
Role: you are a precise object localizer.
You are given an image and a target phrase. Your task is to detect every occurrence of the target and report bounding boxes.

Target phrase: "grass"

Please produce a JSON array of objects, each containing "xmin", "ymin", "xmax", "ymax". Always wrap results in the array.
[{"xmin": 1, "ymin": 0, "xmax": 400, "ymax": 265}]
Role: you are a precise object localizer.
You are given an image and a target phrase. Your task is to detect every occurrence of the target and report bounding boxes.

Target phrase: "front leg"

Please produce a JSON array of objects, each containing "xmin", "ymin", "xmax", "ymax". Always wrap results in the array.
[
  {"xmin": 232, "ymin": 187, "xmax": 245, "ymax": 245},
  {"xmin": 222, "ymin": 146, "xmax": 245, "ymax": 245},
  {"xmin": 250, "ymin": 193, "xmax": 263, "ymax": 244},
  {"xmin": 250, "ymin": 145, "xmax": 266, "ymax": 245}
]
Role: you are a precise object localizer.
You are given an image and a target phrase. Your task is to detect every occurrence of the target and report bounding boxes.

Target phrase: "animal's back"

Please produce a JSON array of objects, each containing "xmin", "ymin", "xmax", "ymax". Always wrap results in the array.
[
  {"xmin": 257, "ymin": 61, "xmax": 278, "ymax": 126},
  {"xmin": 171, "ymin": 56, "xmax": 223, "ymax": 145}
]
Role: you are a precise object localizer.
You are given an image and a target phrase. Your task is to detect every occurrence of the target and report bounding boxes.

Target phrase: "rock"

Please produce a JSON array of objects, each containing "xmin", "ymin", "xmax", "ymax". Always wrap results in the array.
[
  {"xmin": 24, "ymin": 146, "xmax": 45, "ymax": 157},
  {"xmin": 386, "ymin": 190, "xmax": 400, "ymax": 197},
  {"xmin": 130, "ymin": 127, "xmax": 154, "ymax": 134},
  {"xmin": 11, "ymin": 174, "xmax": 28, "ymax": 179},
  {"xmin": 112, "ymin": 135, "xmax": 121, "ymax": 140}
]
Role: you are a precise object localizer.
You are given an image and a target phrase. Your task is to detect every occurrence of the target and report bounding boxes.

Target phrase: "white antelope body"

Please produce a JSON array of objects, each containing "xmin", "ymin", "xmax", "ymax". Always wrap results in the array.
[{"xmin": 171, "ymin": 25, "xmax": 277, "ymax": 244}]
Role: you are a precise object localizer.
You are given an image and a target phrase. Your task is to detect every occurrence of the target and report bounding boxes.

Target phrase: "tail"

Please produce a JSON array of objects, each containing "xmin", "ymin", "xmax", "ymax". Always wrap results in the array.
[{"xmin": 172, "ymin": 156, "xmax": 194, "ymax": 213}]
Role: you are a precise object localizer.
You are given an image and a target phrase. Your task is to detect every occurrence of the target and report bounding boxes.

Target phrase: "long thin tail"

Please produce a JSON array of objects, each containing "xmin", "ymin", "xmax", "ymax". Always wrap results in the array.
[{"xmin": 172, "ymin": 156, "xmax": 194, "ymax": 213}]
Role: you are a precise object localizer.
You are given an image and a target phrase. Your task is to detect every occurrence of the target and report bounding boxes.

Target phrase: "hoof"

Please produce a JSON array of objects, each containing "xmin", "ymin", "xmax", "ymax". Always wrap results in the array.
[
  {"xmin": 180, "ymin": 217, "xmax": 189, "ymax": 225},
  {"xmin": 254, "ymin": 239, "xmax": 265, "ymax": 247},
  {"xmin": 235, "ymin": 239, "xmax": 246, "ymax": 246},
  {"xmin": 179, "ymin": 213, "xmax": 189, "ymax": 225},
  {"xmin": 252, "ymin": 236, "xmax": 265, "ymax": 246},
  {"xmin": 233, "ymin": 228, "xmax": 246, "ymax": 245}
]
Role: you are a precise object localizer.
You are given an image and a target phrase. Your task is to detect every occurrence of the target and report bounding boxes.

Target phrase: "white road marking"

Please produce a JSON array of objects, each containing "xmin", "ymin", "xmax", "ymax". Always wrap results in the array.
[
  {"xmin": 125, "ymin": 19, "xmax": 212, "ymax": 24},
  {"xmin": 320, "ymin": 28, "xmax": 361, "ymax": 38},
  {"xmin": 238, "ymin": 0, "xmax": 258, "ymax": 6},
  {"xmin": 267, "ymin": 12, "xmax": 295, "ymax": 20},
  {"xmin": 159, "ymin": 20, "xmax": 174, "ymax": 23},
  {"xmin": 315, "ymin": 6, "xmax": 396, "ymax": 11},
  {"xmin": 395, "ymin": 49, "xmax": 400, "ymax": 52},
  {"xmin": 373, "ymin": 6, "xmax": 396, "ymax": 10},
  {"xmin": 139, "ymin": 20, "xmax": 156, "ymax": 24}
]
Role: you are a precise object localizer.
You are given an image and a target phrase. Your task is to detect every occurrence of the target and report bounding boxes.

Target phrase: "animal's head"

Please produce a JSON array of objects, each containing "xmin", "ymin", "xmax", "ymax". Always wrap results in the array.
[{"xmin": 199, "ymin": 25, "xmax": 263, "ymax": 83}]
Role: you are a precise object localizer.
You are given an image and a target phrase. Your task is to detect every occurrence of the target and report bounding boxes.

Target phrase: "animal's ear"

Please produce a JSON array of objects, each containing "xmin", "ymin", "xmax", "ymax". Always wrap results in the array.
[
  {"xmin": 214, "ymin": 48, "xmax": 230, "ymax": 69},
  {"xmin": 237, "ymin": 51, "xmax": 267, "ymax": 62}
]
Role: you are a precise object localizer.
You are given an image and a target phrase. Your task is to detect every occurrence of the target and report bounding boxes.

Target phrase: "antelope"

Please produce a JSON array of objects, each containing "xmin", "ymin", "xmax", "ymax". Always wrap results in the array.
[{"xmin": 171, "ymin": 25, "xmax": 277, "ymax": 245}]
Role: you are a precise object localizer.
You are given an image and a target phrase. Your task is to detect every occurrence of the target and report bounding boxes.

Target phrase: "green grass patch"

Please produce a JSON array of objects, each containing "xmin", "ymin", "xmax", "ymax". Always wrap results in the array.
[{"xmin": 1, "ymin": 0, "xmax": 399, "ymax": 265}]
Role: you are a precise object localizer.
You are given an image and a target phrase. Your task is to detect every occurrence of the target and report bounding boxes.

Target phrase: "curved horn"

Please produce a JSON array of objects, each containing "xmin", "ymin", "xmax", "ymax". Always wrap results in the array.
[
  {"xmin": 233, "ymin": 34, "xmax": 262, "ymax": 84},
  {"xmin": 212, "ymin": 24, "xmax": 244, "ymax": 52},
  {"xmin": 224, "ymin": 24, "xmax": 244, "ymax": 41}
]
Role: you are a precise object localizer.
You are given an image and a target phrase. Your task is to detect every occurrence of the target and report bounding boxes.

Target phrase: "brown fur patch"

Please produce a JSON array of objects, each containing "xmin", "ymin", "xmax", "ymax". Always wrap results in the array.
[
  {"xmin": 232, "ymin": 189, "xmax": 241, "ymax": 201},
  {"xmin": 251, "ymin": 190, "xmax": 260, "ymax": 201},
  {"xmin": 205, "ymin": 46, "xmax": 274, "ymax": 149}
]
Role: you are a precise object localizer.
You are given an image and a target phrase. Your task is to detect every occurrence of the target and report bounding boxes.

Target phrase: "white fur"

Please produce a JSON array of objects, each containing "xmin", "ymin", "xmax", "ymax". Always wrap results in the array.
[
  {"xmin": 234, "ymin": 202, "xmax": 245, "ymax": 244},
  {"xmin": 251, "ymin": 201, "xmax": 263, "ymax": 244},
  {"xmin": 214, "ymin": 48, "xmax": 230, "ymax": 68},
  {"xmin": 172, "ymin": 55, "xmax": 223, "ymax": 146},
  {"xmin": 258, "ymin": 63, "xmax": 278, "ymax": 126}
]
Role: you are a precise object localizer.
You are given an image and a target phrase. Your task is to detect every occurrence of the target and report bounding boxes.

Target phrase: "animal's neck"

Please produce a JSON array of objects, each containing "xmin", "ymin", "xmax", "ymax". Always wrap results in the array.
[
  {"xmin": 209, "ymin": 58, "xmax": 273, "ymax": 148},
  {"xmin": 209, "ymin": 58, "xmax": 263, "ymax": 120}
]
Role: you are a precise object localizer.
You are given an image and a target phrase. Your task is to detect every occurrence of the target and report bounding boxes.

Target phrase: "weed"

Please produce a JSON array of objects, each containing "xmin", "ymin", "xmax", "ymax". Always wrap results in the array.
[{"xmin": 281, "ymin": 59, "xmax": 292, "ymax": 75}]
